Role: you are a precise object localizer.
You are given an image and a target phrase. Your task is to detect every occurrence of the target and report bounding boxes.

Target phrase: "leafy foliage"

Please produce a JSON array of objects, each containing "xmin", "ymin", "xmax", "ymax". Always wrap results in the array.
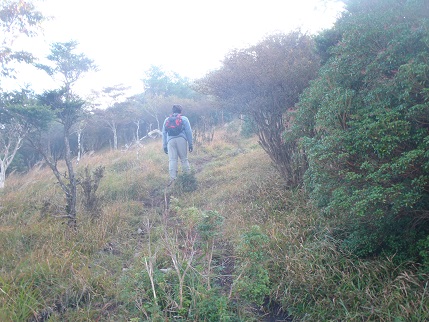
[
  {"xmin": 0, "ymin": 89, "xmax": 52, "ymax": 188},
  {"xmin": 35, "ymin": 41, "xmax": 97, "ymax": 90},
  {"xmin": 293, "ymin": 0, "xmax": 429, "ymax": 259},
  {"xmin": 142, "ymin": 65, "xmax": 198, "ymax": 99},
  {"xmin": 0, "ymin": 0, "xmax": 44, "ymax": 80}
]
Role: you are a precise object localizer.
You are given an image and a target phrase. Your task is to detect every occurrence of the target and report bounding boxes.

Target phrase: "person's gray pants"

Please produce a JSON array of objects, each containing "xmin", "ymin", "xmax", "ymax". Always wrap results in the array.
[{"xmin": 167, "ymin": 137, "xmax": 190, "ymax": 179}]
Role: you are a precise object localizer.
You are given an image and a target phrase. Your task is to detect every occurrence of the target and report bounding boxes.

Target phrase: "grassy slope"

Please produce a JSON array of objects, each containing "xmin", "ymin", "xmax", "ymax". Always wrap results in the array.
[{"xmin": 0, "ymin": 127, "xmax": 428, "ymax": 321}]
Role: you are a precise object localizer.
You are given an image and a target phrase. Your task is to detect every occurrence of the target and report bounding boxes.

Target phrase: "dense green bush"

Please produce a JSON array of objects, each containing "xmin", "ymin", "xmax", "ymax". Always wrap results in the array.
[
  {"xmin": 240, "ymin": 116, "xmax": 257, "ymax": 138},
  {"xmin": 291, "ymin": 0, "xmax": 429, "ymax": 261},
  {"xmin": 175, "ymin": 170, "xmax": 198, "ymax": 193}
]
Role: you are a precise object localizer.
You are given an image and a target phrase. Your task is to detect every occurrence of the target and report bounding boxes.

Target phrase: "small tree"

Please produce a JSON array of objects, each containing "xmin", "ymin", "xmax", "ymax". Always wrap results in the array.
[
  {"xmin": 142, "ymin": 65, "xmax": 197, "ymax": 99},
  {"xmin": 93, "ymin": 84, "xmax": 129, "ymax": 150},
  {"xmin": 29, "ymin": 41, "xmax": 96, "ymax": 228},
  {"xmin": 78, "ymin": 165, "xmax": 105, "ymax": 217},
  {"xmin": 0, "ymin": 0, "xmax": 45, "ymax": 187},
  {"xmin": 0, "ymin": 89, "xmax": 52, "ymax": 188},
  {"xmin": 197, "ymin": 32, "xmax": 320, "ymax": 186}
]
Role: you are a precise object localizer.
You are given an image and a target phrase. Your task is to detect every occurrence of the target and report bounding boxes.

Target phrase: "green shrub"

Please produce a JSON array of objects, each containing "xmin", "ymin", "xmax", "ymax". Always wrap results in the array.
[
  {"xmin": 233, "ymin": 225, "xmax": 270, "ymax": 306},
  {"xmin": 293, "ymin": 0, "xmax": 429, "ymax": 261},
  {"xmin": 240, "ymin": 116, "xmax": 257, "ymax": 138},
  {"xmin": 338, "ymin": 214, "xmax": 428, "ymax": 263},
  {"xmin": 194, "ymin": 287, "xmax": 237, "ymax": 322},
  {"xmin": 175, "ymin": 170, "xmax": 198, "ymax": 193},
  {"xmin": 417, "ymin": 235, "xmax": 429, "ymax": 273}
]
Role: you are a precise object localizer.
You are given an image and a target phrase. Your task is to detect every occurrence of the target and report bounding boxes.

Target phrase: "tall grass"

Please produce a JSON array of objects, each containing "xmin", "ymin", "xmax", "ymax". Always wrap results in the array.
[{"xmin": 1, "ymin": 129, "xmax": 428, "ymax": 321}]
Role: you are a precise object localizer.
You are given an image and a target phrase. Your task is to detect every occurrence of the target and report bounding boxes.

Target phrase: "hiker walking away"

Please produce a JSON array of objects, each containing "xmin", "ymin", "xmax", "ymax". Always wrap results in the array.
[{"xmin": 162, "ymin": 104, "xmax": 193, "ymax": 185}]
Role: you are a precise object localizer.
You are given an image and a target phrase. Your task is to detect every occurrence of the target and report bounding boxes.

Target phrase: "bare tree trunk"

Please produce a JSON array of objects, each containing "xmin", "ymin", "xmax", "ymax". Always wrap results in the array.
[
  {"xmin": 134, "ymin": 119, "xmax": 140, "ymax": 143},
  {"xmin": 146, "ymin": 104, "xmax": 160, "ymax": 130},
  {"xmin": 0, "ymin": 127, "xmax": 25, "ymax": 189},
  {"xmin": 76, "ymin": 128, "xmax": 82, "ymax": 165},
  {"xmin": 0, "ymin": 160, "xmax": 5, "ymax": 189},
  {"xmin": 105, "ymin": 119, "xmax": 118, "ymax": 150},
  {"xmin": 155, "ymin": 114, "xmax": 160, "ymax": 130},
  {"xmin": 64, "ymin": 126, "xmax": 77, "ymax": 228},
  {"xmin": 76, "ymin": 120, "xmax": 86, "ymax": 165},
  {"xmin": 113, "ymin": 128, "xmax": 118, "ymax": 150},
  {"xmin": 253, "ymin": 104, "xmax": 306, "ymax": 187},
  {"xmin": 27, "ymin": 127, "xmax": 78, "ymax": 228}
]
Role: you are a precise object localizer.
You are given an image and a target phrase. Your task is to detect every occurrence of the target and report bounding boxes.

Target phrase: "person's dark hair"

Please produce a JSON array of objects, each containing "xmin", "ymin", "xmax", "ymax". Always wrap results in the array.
[{"xmin": 172, "ymin": 104, "xmax": 182, "ymax": 114}]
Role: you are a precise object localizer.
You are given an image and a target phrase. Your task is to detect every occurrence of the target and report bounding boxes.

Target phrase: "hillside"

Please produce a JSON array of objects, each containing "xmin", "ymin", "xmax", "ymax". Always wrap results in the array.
[{"xmin": 1, "ymin": 127, "xmax": 428, "ymax": 321}]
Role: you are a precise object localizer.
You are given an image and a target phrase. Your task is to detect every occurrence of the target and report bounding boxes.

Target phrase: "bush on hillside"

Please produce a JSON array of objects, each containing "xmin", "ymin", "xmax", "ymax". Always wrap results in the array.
[{"xmin": 291, "ymin": 0, "xmax": 429, "ymax": 261}]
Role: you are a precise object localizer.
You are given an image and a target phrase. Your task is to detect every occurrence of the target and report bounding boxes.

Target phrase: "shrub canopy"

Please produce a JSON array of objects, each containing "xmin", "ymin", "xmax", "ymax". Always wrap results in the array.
[{"xmin": 293, "ymin": 0, "xmax": 429, "ymax": 259}]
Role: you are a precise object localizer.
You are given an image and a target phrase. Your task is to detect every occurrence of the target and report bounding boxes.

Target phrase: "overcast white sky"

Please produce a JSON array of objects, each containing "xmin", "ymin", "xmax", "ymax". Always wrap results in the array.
[{"xmin": 10, "ymin": 0, "xmax": 344, "ymax": 100}]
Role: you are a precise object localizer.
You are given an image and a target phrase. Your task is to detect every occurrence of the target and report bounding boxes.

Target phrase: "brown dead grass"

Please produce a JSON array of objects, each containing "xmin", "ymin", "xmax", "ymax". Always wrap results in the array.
[{"xmin": 1, "ymin": 128, "xmax": 428, "ymax": 321}]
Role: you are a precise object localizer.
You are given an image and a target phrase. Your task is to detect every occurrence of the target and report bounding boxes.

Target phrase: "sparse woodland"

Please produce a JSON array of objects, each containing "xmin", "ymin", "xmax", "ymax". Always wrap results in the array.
[{"xmin": 1, "ymin": 0, "xmax": 429, "ymax": 321}]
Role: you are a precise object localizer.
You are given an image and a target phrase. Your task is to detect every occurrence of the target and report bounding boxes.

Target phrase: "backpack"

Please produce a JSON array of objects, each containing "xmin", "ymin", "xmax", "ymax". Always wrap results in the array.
[{"xmin": 165, "ymin": 113, "xmax": 184, "ymax": 136}]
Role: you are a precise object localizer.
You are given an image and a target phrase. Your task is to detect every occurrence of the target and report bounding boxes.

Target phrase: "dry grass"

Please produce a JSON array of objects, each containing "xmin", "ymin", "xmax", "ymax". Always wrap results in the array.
[
  {"xmin": 0, "ymin": 140, "xmax": 167, "ymax": 321},
  {"xmin": 1, "ymin": 129, "xmax": 428, "ymax": 321}
]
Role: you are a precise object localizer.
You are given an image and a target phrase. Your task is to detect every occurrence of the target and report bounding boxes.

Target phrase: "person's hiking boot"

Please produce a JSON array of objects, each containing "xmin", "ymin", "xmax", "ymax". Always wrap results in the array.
[{"xmin": 167, "ymin": 178, "xmax": 175, "ymax": 187}]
